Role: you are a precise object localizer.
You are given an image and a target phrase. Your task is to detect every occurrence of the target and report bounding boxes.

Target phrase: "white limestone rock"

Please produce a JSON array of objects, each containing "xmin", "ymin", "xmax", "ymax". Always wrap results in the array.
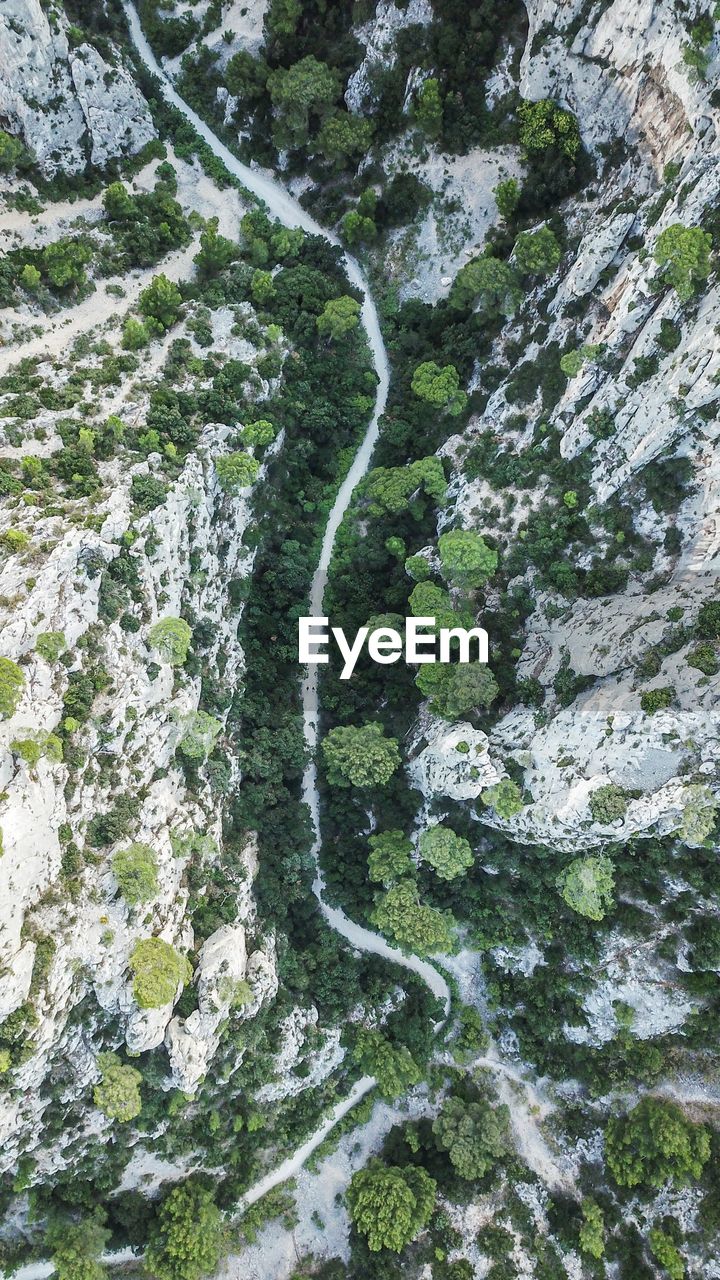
[
  {"xmin": 0, "ymin": 0, "xmax": 155, "ymax": 176},
  {"xmin": 408, "ymin": 721, "xmax": 502, "ymax": 801}
]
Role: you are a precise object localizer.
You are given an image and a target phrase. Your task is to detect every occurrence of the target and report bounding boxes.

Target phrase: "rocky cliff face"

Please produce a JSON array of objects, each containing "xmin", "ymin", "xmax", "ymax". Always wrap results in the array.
[
  {"xmin": 421, "ymin": 0, "xmax": 720, "ymax": 851},
  {"xmin": 0, "ymin": 0, "xmax": 155, "ymax": 175}
]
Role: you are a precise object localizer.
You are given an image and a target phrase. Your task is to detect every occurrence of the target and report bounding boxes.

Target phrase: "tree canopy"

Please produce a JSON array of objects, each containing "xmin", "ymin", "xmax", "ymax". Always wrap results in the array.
[
  {"xmin": 145, "ymin": 1181, "xmax": 225, "ymax": 1280},
  {"xmin": 654, "ymin": 223, "xmax": 712, "ymax": 301},
  {"xmin": 347, "ymin": 1160, "xmax": 436, "ymax": 1252},
  {"xmin": 372, "ymin": 880, "xmax": 455, "ymax": 955},
  {"xmin": 556, "ymin": 855, "xmax": 614, "ymax": 921},
  {"xmin": 433, "ymin": 1094, "xmax": 511, "ymax": 1179},
  {"xmin": 418, "ymin": 825, "xmax": 473, "ymax": 880},
  {"xmin": 438, "ymin": 529, "xmax": 498, "ymax": 588},
  {"xmin": 322, "ymin": 722, "xmax": 401, "ymax": 787},
  {"xmin": 605, "ymin": 1099, "xmax": 710, "ymax": 1188}
]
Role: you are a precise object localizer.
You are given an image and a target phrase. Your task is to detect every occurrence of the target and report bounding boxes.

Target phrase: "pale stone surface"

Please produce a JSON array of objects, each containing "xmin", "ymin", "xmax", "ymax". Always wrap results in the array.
[{"xmin": 0, "ymin": 0, "xmax": 155, "ymax": 175}]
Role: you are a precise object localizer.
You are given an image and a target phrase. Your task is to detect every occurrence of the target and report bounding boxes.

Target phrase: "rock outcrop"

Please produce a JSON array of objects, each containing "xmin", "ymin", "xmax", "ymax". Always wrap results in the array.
[{"xmin": 0, "ymin": 0, "xmax": 155, "ymax": 175}]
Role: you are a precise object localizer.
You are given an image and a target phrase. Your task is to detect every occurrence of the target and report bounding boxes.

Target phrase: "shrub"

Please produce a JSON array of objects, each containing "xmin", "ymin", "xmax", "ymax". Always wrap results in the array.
[
  {"xmin": 649, "ymin": 1229, "xmax": 684, "ymax": 1280},
  {"xmin": 640, "ymin": 685, "xmax": 675, "ymax": 714},
  {"xmin": 149, "ymin": 617, "xmax": 192, "ymax": 666},
  {"xmin": 687, "ymin": 643, "xmax": 718, "ymax": 676},
  {"xmin": 481, "ymin": 779, "xmax": 524, "ymax": 819},
  {"xmin": 10, "ymin": 729, "xmax": 63, "ymax": 769},
  {"xmin": 0, "ymin": 657, "xmax": 25, "ymax": 719},
  {"xmin": 438, "ymin": 529, "xmax": 497, "ymax": 588},
  {"xmin": 112, "ymin": 843, "xmax": 159, "ymax": 906},
  {"xmin": 696, "ymin": 600, "xmax": 720, "ymax": 639},
  {"xmin": 129, "ymin": 938, "xmax": 191, "ymax": 1009},
  {"xmin": 177, "ymin": 710, "xmax": 222, "ymax": 760},
  {"xmin": 605, "ymin": 1098, "xmax": 710, "ymax": 1188},
  {"xmin": 131, "ymin": 474, "xmax": 167, "ymax": 514},
  {"xmin": 556, "ymin": 855, "xmax": 614, "ymax": 920},
  {"xmin": 35, "ymin": 631, "xmax": 66, "ymax": 663},
  {"xmin": 588, "ymin": 783, "xmax": 627, "ymax": 823},
  {"xmin": 322, "ymin": 722, "xmax": 400, "ymax": 787},
  {"xmin": 215, "ymin": 452, "xmax": 260, "ymax": 492},
  {"xmin": 139, "ymin": 274, "xmax": 183, "ymax": 330},
  {"xmin": 418, "ymin": 825, "xmax": 473, "ymax": 881},
  {"xmin": 1, "ymin": 528, "xmax": 30, "ymax": 552},
  {"xmin": 654, "ymin": 224, "xmax": 712, "ymax": 301},
  {"xmin": 347, "ymin": 1161, "xmax": 436, "ymax": 1253},
  {"xmin": 93, "ymin": 1052, "xmax": 142, "ymax": 1123}
]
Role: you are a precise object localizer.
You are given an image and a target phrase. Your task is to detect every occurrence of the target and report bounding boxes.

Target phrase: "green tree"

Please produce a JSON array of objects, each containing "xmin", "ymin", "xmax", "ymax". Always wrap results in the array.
[
  {"xmin": 372, "ymin": 880, "xmax": 455, "ymax": 954},
  {"xmin": 347, "ymin": 1161, "xmax": 436, "ymax": 1252},
  {"xmin": 418, "ymin": 825, "xmax": 473, "ymax": 880},
  {"xmin": 679, "ymin": 784, "xmax": 717, "ymax": 844},
  {"xmin": 556, "ymin": 855, "xmax": 614, "ymax": 921},
  {"xmin": 408, "ymin": 581, "xmax": 458, "ymax": 631},
  {"xmin": 654, "ymin": 224, "xmax": 712, "ymax": 301},
  {"xmin": 103, "ymin": 181, "xmax": 135, "ymax": 221},
  {"xmin": 250, "ymin": 269, "xmax": 276, "ymax": 305},
  {"xmin": 518, "ymin": 99, "xmax": 581, "ymax": 158},
  {"xmin": 20, "ymin": 263, "xmax": 41, "ymax": 291},
  {"xmin": 149, "ymin": 617, "xmax": 192, "ymax": 666},
  {"xmin": 513, "ymin": 225, "xmax": 562, "ymax": 276},
  {"xmin": 129, "ymin": 938, "xmax": 191, "ymax": 1009},
  {"xmin": 411, "ymin": 361, "xmax": 467, "ymax": 416},
  {"xmin": 415, "ymin": 663, "xmax": 498, "ymax": 719},
  {"xmin": 112, "ymin": 843, "xmax": 159, "ymax": 906},
  {"xmin": 438, "ymin": 529, "xmax": 497, "ymax": 588},
  {"xmin": 341, "ymin": 210, "xmax": 376, "ymax": 247},
  {"xmin": 225, "ymin": 49, "xmax": 268, "ymax": 100},
  {"xmin": 267, "ymin": 56, "xmax": 338, "ymax": 149},
  {"xmin": 606, "ymin": 1098, "xmax": 710, "ymax": 1188},
  {"xmin": 353, "ymin": 1028, "xmax": 422, "ymax": 1100},
  {"xmin": 560, "ymin": 343, "xmax": 601, "ymax": 376},
  {"xmin": 413, "ymin": 77, "xmax": 443, "ymax": 138},
  {"xmin": 316, "ymin": 112, "xmax": 374, "ymax": 165},
  {"xmin": 42, "ymin": 237, "xmax": 92, "ymax": 289},
  {"xmin": 322, "ymin": 722, "xmax": 401, "ymax": 788},
  {"xmin": 494, "ymin": 177, "xmax": 520, "ymax": 220},
  {"xmin": 363, "ymin": 457, "xmax": 447, "ymax": 516},
  {"xmin": 649, "ymin": 1229, "xmax": 684, "ymax": 1280},
  {"xmin": 578, "ymin": 1199, "xmax": 604, "ymax": 1259},
  {"xmin": 368, "ymin": 830, "xmax": 414, "ymax": 884},
  {"xmin": 481, "ymin": 779, "xmax": 524, "ymax": 819},
  {"xmin": 266, "ymin": 0, "xmax": 301, "ymax": 37},
  {"xmin": 588, "ymin": 783, "xmax": 627, "ymax": 823},
  {"xmin": 35, "ymin": 631, "xmax": 66, "ymax": 663},
  {"xmin": 0, "ymin": 657, "xmax": 24, "ymax": 719},
  {"xmin": 10, "ymin": 728, "xmax": 62, "ymax": 769},
  {"xmin": 139, "ymin": 274, "xmax": 183, "ymax": 330},
  {"xmin": 194, "ymin": 218, "xmax": 237, "ymax": 278},
  {"xmin": 449, "ymin": 254, "xmax": 520, "ymax": 316},
  {"xmin": 241, "ymin": 419, "xmax": 276, "ymax": 447},
  {"xmin": 316, "ymin": 295, "xmax": 360, "ymax": 340},
  {"xmin": 45, "ymin": 1211, "xmax": 110, "ymax": 1280},
  {"xmin": 178, "ymin": 710, "xmax": 222, "ymax": 760},
  {"xmin": 215, "ymin": 452, "xmax": 260, "ymax": 492},
  {"xmin": 145, "ymin": 1181, "xmax": 224, "ymax": 1280},
  {"xmin": 93, "ymin": 1053, "xmax": 142, "ymax": 1123},
  {"xmin": 122, "ymin": 317, "xmax": 149, "ymax": 350},
  {"xmin": 0, "ymin": 129, "xmax": 23, "ymax": 171},
  {"xmin": 433, "ymin": 1095, "xmax": 511, "ymax": 1179}
]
